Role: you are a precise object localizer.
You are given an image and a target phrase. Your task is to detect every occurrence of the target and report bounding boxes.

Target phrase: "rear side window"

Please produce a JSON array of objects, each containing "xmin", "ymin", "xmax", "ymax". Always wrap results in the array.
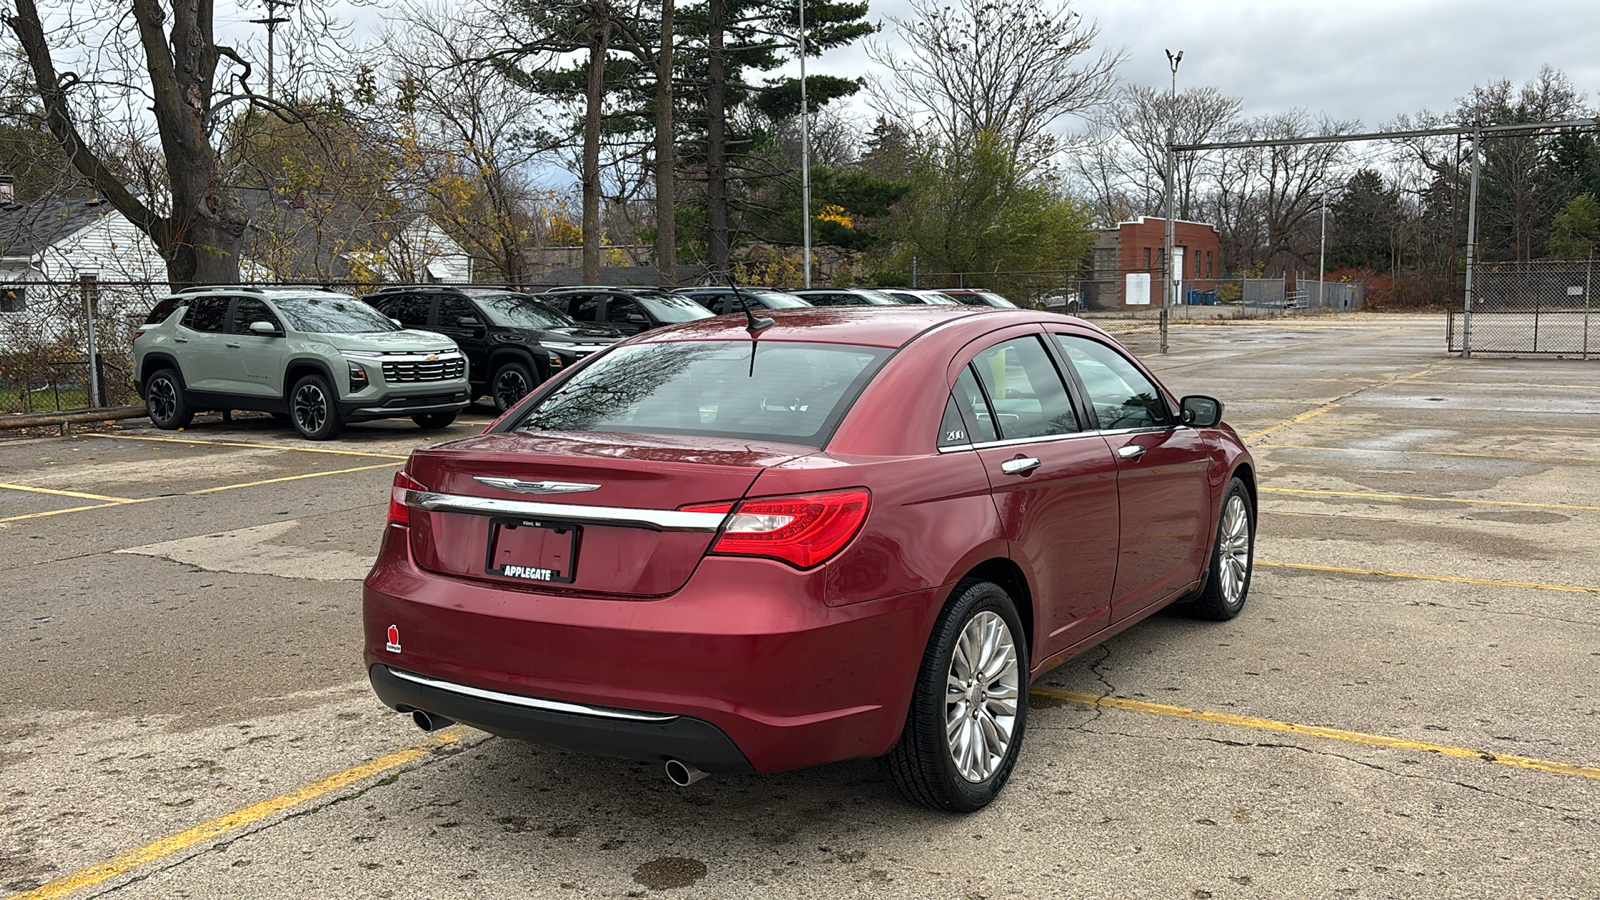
[
  {"xmin": 144, "ymin": 297, "xmax": 181, "ymax": 324},
  {"xmin": 377, "ymin": 293, "xmax": 432, "ymax": 328},
  {"xmin": 511, "ymin": 341, "xmax": 890, "ymax": 447},
  {"xmin": 567, "ymin": 294, "xmax": 602, "ymax": 323},
  {"xmin": 180, "ymin": 296, "xmax": 230, "ymax": 333},
  {"xmin": 938, "ymin": 366, "xmax": 999, "ymax": 448},
  {"xmin": 970, "ymin": 336, "xmax": 1079, "ymax": 440}
]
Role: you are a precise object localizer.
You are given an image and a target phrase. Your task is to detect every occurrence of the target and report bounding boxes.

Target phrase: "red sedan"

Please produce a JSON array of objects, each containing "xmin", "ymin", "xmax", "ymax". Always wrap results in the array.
[{"xmin": 363, "ymin": 306, "xmax": 1256, "ymax": 811}]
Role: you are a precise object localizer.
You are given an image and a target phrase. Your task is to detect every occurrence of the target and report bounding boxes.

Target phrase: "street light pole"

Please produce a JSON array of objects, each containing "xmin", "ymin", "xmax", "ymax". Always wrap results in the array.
[
  {"xmin": 1162, "ymin": 49, "xmax": 1182, "ymax": 352},
  {"xmin": 798, "ymin": 0, "xmax": 812, "ymax": 288}
]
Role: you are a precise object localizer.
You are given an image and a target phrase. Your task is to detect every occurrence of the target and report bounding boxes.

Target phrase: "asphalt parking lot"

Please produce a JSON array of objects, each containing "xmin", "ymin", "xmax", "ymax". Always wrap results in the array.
[{"xmin": 2, "ymin": 313, "xmax": 1597, "ymax": 899}]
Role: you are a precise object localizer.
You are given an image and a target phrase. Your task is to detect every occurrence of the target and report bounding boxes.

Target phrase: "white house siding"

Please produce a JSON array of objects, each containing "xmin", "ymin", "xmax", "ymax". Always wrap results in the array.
[
  {"xmin": 1, "ymin": 206, "xmax": 169, "ymax": 350},
  {"xmin": 393, "ymin": 218, "xmax": 471, "ymax": 284}
]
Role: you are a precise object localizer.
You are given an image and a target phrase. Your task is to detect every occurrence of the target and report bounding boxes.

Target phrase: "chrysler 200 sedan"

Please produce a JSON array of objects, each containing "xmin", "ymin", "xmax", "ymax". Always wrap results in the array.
[{"xmin": 363, "ymin": 306, "xmax": 1255, "ymax": 811}]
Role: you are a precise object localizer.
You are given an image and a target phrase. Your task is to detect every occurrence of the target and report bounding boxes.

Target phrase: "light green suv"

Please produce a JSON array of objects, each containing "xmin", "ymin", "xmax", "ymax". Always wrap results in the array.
[{"xmin": 133, "ymin": 287, "xmax": 470, "ymax": 440}]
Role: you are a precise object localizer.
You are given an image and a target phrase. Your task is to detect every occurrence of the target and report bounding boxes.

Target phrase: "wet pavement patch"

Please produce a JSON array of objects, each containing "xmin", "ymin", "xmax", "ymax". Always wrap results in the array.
[{"xmin": 632, "ymin": 856, "xmax": 708, "ymax": 889}]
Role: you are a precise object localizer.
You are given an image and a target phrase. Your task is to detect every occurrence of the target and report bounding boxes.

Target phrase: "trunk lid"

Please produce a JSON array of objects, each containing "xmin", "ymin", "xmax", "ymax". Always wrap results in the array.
[{"xmin": 404, "ymin": 431, "xmax": 809, "ymax": 597}]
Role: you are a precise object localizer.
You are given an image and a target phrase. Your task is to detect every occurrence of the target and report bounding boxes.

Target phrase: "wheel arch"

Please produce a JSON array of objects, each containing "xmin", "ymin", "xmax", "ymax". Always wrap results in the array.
[
  {"xmin": 487, "ymin": 348, "xmax": 542, "ymax": 382},
  {"xmin": 283, "ymin": 357, "xmax": 338, "ymax": 399},
  {"xmin": 955, "ymin": 557, "xmax": 1035, "ymax": 661},
  {"xmin": 139, "ymin": 352, "xmax": 185, "ymax": 388}
]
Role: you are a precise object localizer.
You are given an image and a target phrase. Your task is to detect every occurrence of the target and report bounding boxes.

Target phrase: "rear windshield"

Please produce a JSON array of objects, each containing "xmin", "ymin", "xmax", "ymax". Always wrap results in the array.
[
  {"xmin": 274, "ymin": 295, "xmax": 401, "ymax": 333},
  {"xmin": 510, "ymin": 340, "xmax": 889, "ymax": 446},
  {"xmin": 634, "ymin": 293, "xmax": 717, "ymax": 323}
]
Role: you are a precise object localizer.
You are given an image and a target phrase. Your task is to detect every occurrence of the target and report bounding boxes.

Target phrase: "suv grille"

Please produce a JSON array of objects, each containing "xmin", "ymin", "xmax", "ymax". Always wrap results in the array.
[{"xmin": 383, "ymin": 356, "xmax": 465, "ymax": 383}]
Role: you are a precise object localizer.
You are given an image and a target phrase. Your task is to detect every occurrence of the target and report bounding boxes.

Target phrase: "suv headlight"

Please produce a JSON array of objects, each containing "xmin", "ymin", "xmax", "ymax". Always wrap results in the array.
[
  {"xmin": 339, "ymin": 350, "xmax": 386, "ymax": 361},
  {"xmin": 347, "ymin": 360, "xmax": 369, "ymax": 392}
]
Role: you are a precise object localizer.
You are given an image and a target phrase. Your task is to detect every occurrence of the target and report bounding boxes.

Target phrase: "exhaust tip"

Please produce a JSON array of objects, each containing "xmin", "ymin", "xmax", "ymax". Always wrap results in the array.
[
  {"xmin": 411, "ymin": 710, "xmax": 453, "ymax": 732},
  {"xmin": 664, "ymin": 758, "xmax": 707, "ymax": 787}
]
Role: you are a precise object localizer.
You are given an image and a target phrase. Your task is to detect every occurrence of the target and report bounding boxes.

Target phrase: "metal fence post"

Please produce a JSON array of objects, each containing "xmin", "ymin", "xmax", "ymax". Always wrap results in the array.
[
  {"xmin": 1585, "ymin": 255, "xmax": 1593, "ymax": 361},
  {"xmin": 1462, "ymin": 128, "xmax": 1481, "ymax": 358},
  {"xmin": 83, "ymin": 282, "xmax": 100, "ymax": 408}
]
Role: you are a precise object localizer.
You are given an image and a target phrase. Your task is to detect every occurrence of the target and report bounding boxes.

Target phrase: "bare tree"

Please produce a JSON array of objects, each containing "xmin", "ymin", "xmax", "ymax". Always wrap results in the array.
[
  {"xmin": 868, "ymin": 0, "xmax": 1121, "ymax": 171},
  {"xmin": 1085, "ymin": 83, "xmax": 1242, "ymax": 220}
]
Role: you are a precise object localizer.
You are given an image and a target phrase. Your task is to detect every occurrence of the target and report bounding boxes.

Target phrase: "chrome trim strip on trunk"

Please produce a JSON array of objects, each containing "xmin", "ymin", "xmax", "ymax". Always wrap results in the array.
[
  {"xmin": 473, "ymin": 476, "xmax": 601, "ymax": 495},
  {"xmin": 404, "ymin": 489, "xmax": 727, "ymax": 532},
  {"xmin": 387, "ymin": 667, "xmax": 680, "ymax": 722}
]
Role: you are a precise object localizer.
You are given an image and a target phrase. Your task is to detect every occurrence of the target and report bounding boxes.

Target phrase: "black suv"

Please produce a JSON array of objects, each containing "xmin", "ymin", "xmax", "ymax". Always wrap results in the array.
[
  {"xmin": 673, "ymin": 287, "xmax": 811, "ymax": 315},
  {"xmin": 367, "ymin": 286, "xmax": 623, "ymax": 412},
  {"xmin": 539, "ymin": 286, "xmax": 715, "ymax": 336}
]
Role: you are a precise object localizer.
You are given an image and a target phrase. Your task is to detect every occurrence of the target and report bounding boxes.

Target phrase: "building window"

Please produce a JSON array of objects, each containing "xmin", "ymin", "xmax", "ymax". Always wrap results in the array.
[
  {"xmin": 1142, "ymin": 247, "xmax": 1151, "ymax": 270},
  {"xmin": 0, "ymin": 285, "xmax": 24, "ymax": 313},
  {"xmin": 1207, "ymin": 251, "xmax": 1214, "ymax": 279}
]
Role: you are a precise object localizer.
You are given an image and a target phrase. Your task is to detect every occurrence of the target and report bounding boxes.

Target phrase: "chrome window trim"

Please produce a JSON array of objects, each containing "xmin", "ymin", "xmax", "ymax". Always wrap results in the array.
[
  {"xmin": 936, "ymin": 426, "xmax": 1175, "ymax": 454},
  {"xmin": 404, "ymin": 489, "xmax": 727, "ymax": 532},
  {"xmin": 387, "ymin": 667, "xmax": 680, "ymax": 723}
]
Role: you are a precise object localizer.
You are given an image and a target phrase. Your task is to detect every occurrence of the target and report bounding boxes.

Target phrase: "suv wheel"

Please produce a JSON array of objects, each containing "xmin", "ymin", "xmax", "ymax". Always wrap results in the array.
[
  {"xmin": 885, "ymin": 579, "xmax": 1028, "ymax": 812},
  {"xmin": 289, "ymin": 373, "xmax": 343, "ymax": 440},
  {"xmin": 412, "ymin": 412, "xmax": 457, "ymax": 430},
  {"xmin": 492, "ymin": 361, "xmax": 535, "ymax": 413},
  {"xmin": 144, "ymin": 369, "xmax": 193, "ymax": 430}
]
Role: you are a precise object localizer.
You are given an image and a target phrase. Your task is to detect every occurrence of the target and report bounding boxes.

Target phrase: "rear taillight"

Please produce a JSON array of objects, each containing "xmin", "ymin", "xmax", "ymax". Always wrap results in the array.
[
  {"xmin": 687, "ymin": 488, "xmax": 870, "ymax": 569},
  {"xmin": 388, "ymin": 469, "xmax": 426, "ymax": 526}
]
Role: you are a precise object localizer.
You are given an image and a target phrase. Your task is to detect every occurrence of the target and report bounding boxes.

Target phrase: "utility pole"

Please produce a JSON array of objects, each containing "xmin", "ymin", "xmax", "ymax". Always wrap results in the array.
[
  {"xmin": 250, "ymin": 0, "xmax": 294, "ymax": 100},
  {"xmin": 1463, "ymin": 127, "xmax": 1481, "ymax": 357},
  {"xmin": 1162, "ymin": 49, "xmax": 1182, "ymax": 352},
  {"xmin": 1318, "ymin": 193, "xmax": 1327, "ymax": 298},
  {"xmin": 798, "ymin": 0, "xmax": 812, "ymax": 288}
]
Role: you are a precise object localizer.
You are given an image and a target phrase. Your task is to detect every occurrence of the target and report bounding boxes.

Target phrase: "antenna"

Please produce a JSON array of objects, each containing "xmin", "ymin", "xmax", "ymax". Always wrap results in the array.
[{"xmin": 723, "ymin": 274, "xmax": 774, "ymax": 335}]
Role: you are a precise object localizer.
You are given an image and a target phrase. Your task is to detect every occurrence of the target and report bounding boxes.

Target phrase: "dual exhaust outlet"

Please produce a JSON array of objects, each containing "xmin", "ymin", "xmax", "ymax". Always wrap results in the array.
[{"xmin": 407, "ymin": 709, "xmax": 708, "ymax": 786}]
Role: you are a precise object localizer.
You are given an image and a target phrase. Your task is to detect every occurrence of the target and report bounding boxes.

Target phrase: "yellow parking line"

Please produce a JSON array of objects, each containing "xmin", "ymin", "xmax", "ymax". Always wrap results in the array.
[
  {"xmin": 1258, "ymin": 560, "xmax": 1600, "ymax": 594},
  {"xmin": 1243, "ymin": 404, "xmax": 1339, "ymax": 442},
  {"xmin": 1260, "ymin": 486, "xmax": 1600, "ymax": 513},
  {"xmin": 1258, "ymin": 444, "xmax": 1599, "ymax": 465},
  {"xmin": 0, "ymin": 499, "xmax": 151, "ymax": 524},
  {"xmin": 86, "ymin": 433, "xmax": 408, "ymax": 460},
  {"xmin": 1310, "ymin": 420, "xmax": 1600, "ymax": 437},
  {"xmin": 11, "ymin": 727, "xmax": 467, "ymax": 900},
  {"xmin": 0, "ymin": 482, "xmax": 132, "ymax": 503},
  {"xmin": 183, "ymin": 463, "xmax": 398, "ymax": 495},
  {"xmin": 1029, "ymin": 687, "xmax": 1600, "ymax": 782}
]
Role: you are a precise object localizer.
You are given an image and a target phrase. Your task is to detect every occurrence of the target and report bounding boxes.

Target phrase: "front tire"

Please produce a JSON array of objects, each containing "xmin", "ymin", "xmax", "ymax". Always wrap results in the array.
[
  {"xmin": 289, "ymin": 374, "xmax": 342, "ymax": 441},
  {"xmin": 412, "ymin": 412, "xmax": 457, "ymax": 430},
  {"xmin": 144, "ymin": 369, "xmax": 193, "ymax": 430},
  {"xmin": 885, "ymin": 579, "xmax": 1028, "ymax": 812},
  {"xmin": 491, "ymin": 361, "xmax": 535, "ymax": 413},
  {"xmin": 1189, "ymin": 476, "xmax": 1255, "ymax": 621}
]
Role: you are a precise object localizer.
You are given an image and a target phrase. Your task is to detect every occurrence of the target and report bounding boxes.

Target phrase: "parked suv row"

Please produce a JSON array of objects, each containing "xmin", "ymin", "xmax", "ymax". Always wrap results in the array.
[
  {"xmin": 133, "ymin": 288, "xmax": 470, "ymax": 440},
  {"xmin": 367, "ymin": 286, "xmax": 622, "ymax": 412}
]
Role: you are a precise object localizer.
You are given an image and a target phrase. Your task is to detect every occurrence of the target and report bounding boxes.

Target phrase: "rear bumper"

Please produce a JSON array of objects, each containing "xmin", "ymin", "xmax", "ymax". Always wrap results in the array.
[
  {"xmin": 362, "ymin": 525, "xmax": 942, "ymax": 773},
  {"xmin": 368, "ymin": 664, "xmax": 754, "ymax": 773}
]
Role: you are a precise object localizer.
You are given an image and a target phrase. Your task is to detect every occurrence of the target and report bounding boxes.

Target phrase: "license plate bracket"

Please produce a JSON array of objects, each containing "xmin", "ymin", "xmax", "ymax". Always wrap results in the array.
[{"xmin": 485, "ymin": 517, "xmax": 578, "ymax": 584}]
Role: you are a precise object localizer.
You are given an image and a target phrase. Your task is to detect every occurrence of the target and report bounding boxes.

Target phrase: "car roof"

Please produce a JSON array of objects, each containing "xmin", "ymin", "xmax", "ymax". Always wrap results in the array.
[{"xmin": 627, "ymin": 305, "xmax": 1074, "ymax": 349}]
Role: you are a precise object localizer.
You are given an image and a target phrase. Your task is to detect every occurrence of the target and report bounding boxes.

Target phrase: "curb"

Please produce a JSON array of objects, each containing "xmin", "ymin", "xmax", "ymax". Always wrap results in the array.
[{"xmin": 1, "ymin": 406, "xmax": 149, "ymax": 432}]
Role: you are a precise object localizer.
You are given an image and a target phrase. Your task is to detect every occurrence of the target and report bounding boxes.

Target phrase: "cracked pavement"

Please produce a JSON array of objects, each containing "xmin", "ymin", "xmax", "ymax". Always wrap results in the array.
[{"xmin": 2, "ymin": 316, "xmax": 1598, "ymax": 899}]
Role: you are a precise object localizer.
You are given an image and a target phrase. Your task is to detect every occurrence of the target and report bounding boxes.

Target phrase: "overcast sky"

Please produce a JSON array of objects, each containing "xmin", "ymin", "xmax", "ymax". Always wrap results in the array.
[{"xmin": 797, "ymin": 0, "xmax": 1600, "ymax": 129}]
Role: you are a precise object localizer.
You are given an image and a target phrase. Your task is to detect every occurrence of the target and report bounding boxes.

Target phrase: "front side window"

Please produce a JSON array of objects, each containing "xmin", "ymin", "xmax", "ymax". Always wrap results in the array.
[
  {"xmin": 567, "ymin": 294, "xmax": 602, "ymax": 323},
  {"xmin": 272, "ymin": 294, "xmax": 401, "ymax": 334},
  {"xmin": 511, "ymin": 341, "xmax": 888, "ymax": 446},
  {"xmin": 231, "ymin": 297, "xmax": 281, "ymax": 333},
  {"xmin": 1053, "ymin": 334, "xmax": 1171, "ymax": 431},
  {"xmin": 970, "ymin": 336, "xmax": 1079, "ymax": 440},
  {"xmin": 180, "ymin": 296, "xmax": 230, "ymax": 333},
  {"xmin": 438, "ymin": 295, "xmax": 476, "ymax": 327}
]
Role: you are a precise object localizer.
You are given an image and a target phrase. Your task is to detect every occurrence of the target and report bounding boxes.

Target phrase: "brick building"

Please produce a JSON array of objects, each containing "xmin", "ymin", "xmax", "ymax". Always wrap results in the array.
[{"xmin": 1087, "ymin": 217, "xmax": 1222, "ymax": 310}]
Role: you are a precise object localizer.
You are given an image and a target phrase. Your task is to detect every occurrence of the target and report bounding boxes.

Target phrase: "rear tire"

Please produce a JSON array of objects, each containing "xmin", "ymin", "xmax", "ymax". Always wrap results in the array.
[
  {"xmin": 289, "ymin": 374, "xmax": 342, "ymax": 440},
  {"xmin": 884, "ymin": 579, "xmax": 1028, "ymax": 812},
  {"xmin": 412, "ymin": 412, "xmax": 457, "ymax": 430},
  {"xmin": 144, "ymin": 369, "xmax": 193, "ymax": 430},
  {"xmin": 1188, "ymin": 477, "xmax": 1255, "ymax": 621}
]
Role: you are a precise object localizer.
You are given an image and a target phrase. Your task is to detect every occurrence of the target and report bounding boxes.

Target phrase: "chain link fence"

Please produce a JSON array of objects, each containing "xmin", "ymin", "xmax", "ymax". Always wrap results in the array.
[
  {"xmin": 1, "ymin": 279, "xmax": 166, "ymax": 414},
  {"xmin": 1448, "ymin": 260, "xmax": 1598, "ymax": 357}
]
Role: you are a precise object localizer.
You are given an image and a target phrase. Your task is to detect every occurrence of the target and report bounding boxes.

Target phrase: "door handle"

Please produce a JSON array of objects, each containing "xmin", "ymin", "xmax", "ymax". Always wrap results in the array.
[
  {"xmin": 1117, "ymin": 445, "xmax": 1146, "ymax": 460},
  {"xmin": 174, "ymin": 337, "xmax": 188, "ymax": 343},
  {"xmin": 1000, "ymin": 457, "xmax": 1041, "ymax": 475},
  {"xmin": 225, "ymin": 342, "xmax": 241, "ymax": 348}
]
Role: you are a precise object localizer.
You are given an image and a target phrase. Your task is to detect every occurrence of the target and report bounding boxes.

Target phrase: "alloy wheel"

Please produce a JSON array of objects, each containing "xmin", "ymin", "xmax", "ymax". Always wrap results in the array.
[
  {"xmin": 945, "ymin": 611, "xmax": 1020, "ymax": 783},
  {"xmin": 148, "ymin": 377, "xmax": 176, "ymax": 422},
  {"xmin": 294, "ymin": 383, "xmax": 328, "ymax": 434},
  {"xmin": 1218, "ymin": 493, "xmax": 1252, "ymax": 605},
  {"xmin": 494, "ymin": 368, "xmax": 530, "ymax": 410}
]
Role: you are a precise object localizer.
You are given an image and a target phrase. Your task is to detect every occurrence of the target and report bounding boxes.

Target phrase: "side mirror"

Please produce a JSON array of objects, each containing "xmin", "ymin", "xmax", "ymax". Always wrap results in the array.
[
  {"xmin": 458, "ymin": 316, "xmax": 482, "ymax": 327},
  {"xmin": 389, "ymin": 318, "xmax": 403, "ymax": 328},
  {"xmin": 1180, "ymin": 395, "xmax": 1224, "ymax": 428},
  {"xmin": 248, "ymin": 320, "xmax": 280, "ymax": 336},
  {"xmin": 624, "ymin": 313, "xmax": 648, "ymax": 324}
]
